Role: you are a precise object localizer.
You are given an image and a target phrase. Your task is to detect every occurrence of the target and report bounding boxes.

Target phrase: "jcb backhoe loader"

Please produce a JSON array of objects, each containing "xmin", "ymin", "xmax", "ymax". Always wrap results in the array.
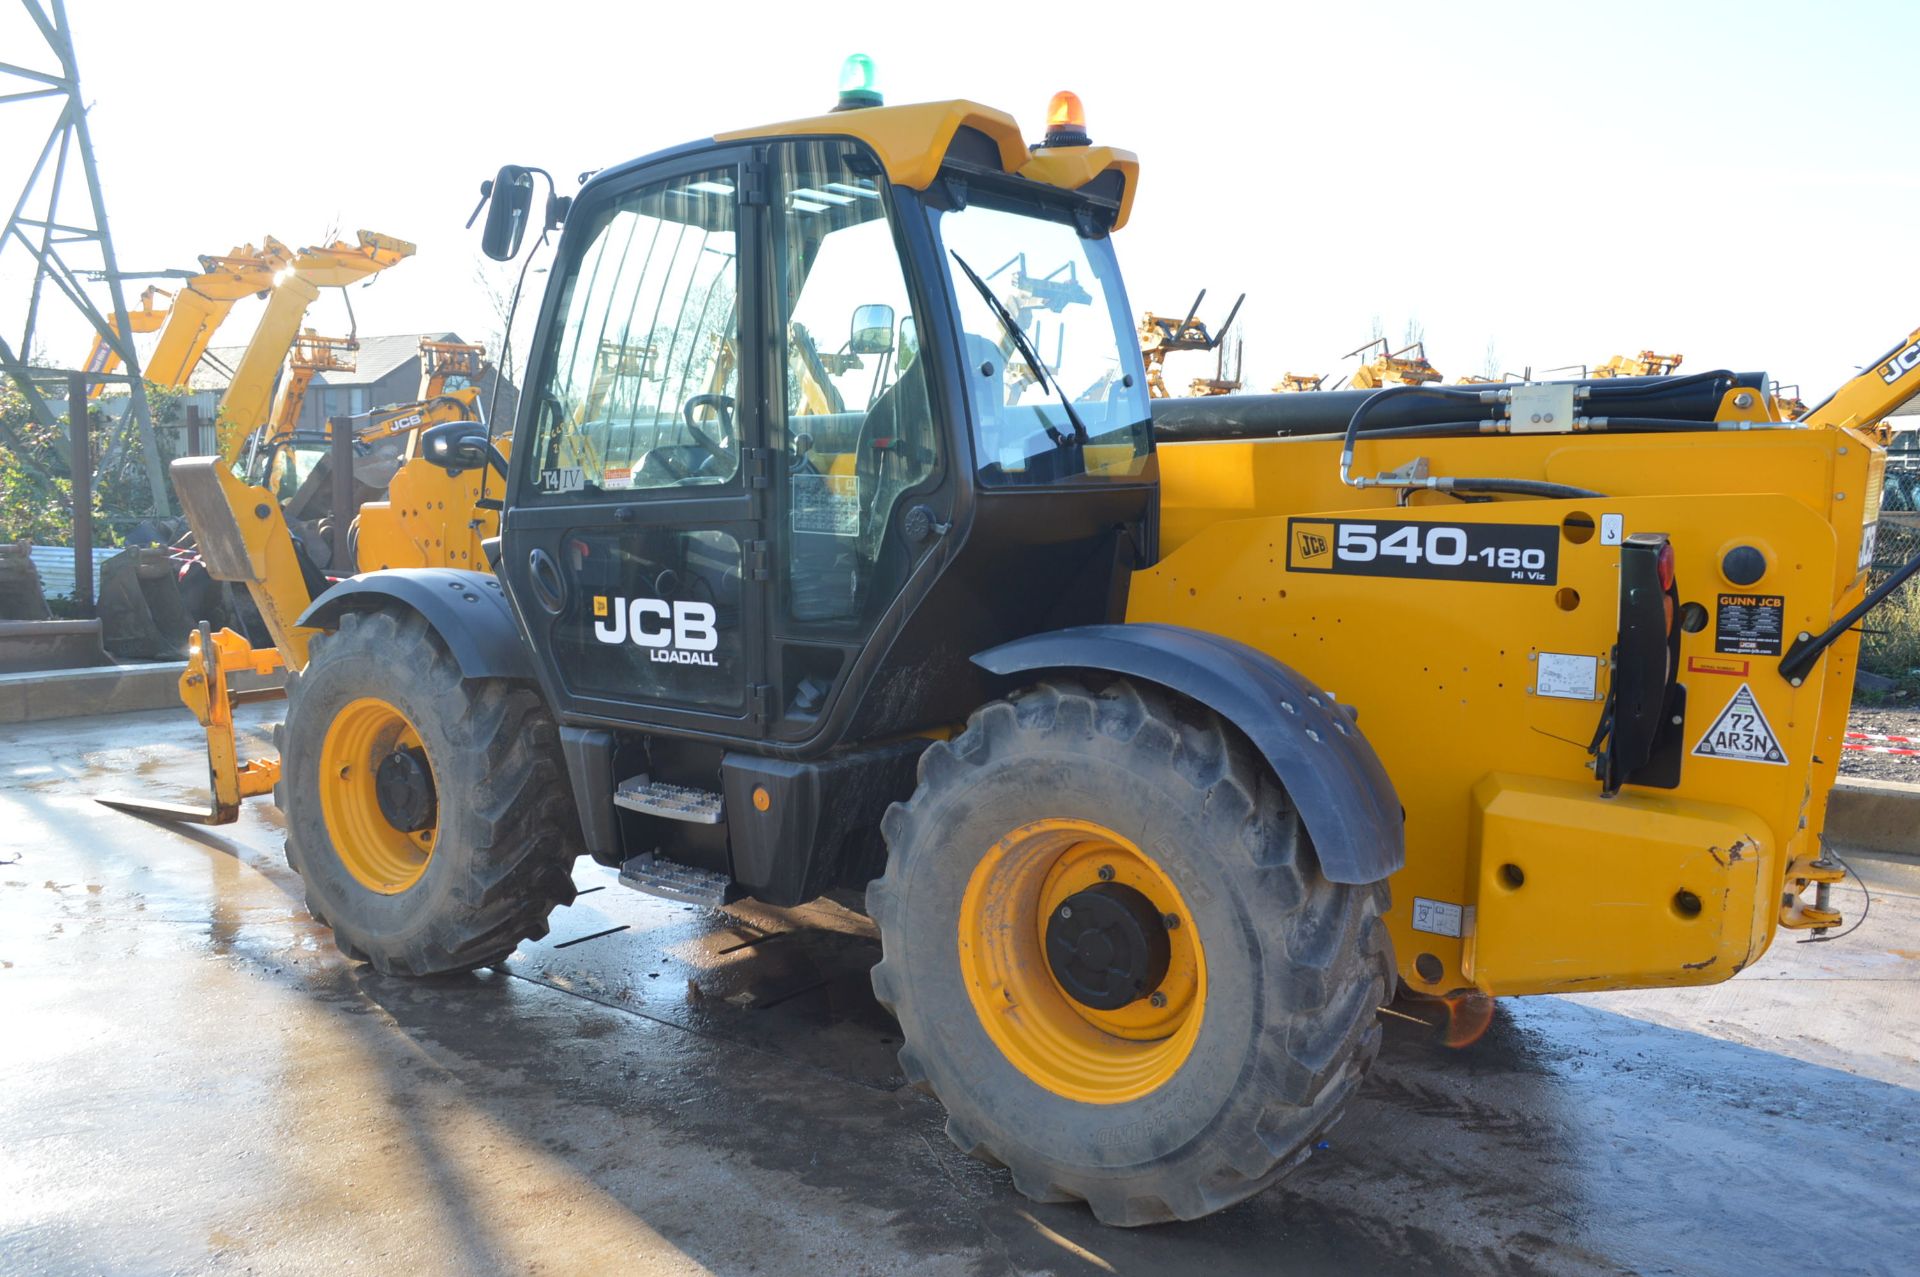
[{"xmin": 109, "ymin": 69, "xmax": 1920, "ymax": 1227}]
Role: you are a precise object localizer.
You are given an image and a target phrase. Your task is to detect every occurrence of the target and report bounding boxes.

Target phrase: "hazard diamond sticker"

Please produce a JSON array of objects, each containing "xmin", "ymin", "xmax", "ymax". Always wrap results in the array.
[{"xmin": 1691, "ymin": 683, "xmax": 1787, "ymax": 765}]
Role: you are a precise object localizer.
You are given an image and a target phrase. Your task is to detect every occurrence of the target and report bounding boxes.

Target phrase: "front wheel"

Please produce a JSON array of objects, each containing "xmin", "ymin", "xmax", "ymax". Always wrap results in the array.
[
  {"xmin": 278, "ymin": 607, "xmax": 584, "ymax": 976},
  {"xmin": 868, "ymin": 679, "xmax": 1392, "ymax": 1226}
]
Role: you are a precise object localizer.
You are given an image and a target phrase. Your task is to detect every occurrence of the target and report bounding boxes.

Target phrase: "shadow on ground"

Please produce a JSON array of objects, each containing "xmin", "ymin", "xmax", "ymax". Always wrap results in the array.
[{"xmin": 4, "ymin": 706, "xmax": 1917, "ymax": 1275}]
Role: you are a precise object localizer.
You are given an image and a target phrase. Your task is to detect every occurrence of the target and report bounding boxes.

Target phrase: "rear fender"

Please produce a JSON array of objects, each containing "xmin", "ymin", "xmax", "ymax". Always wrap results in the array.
[{"xmin": 974, "ymin": 622, "xmax": 1404, "ymax": 884}]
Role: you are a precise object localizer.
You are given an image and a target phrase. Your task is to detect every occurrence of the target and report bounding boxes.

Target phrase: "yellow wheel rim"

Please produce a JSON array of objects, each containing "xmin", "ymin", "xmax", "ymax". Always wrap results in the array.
[
  {"xmin": 317, "ymin": 696, "xmax": 437, "ymax": 894},
  {"xmin": 957, "ymin": 818, "xmax": 1205, "ymax": 1104}
]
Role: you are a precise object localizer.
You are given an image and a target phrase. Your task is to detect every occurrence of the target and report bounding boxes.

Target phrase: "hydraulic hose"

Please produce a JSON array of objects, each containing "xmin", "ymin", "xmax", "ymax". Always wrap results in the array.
[
  {"xmin": 1337, "ymin": 384, "xmax": 1497, "ymax": 490},
  {"xmin": 1336, "ymin": 385, "xmax": 1604, "ymax": 498},
  {"xmin": 1581, "ymin": 369, "xmax": 1738, "ymax": 402},
  {"xmin": 1586, "ymin": 417, "xmax": 1804, "ymax": 433},
  {"xmin": 1432, "ymin": 477, "xmax": 1605, "ymax": 499},
  {"xmin": 1332, "ymin": 373, "xmax": 1780, "ymax": 501}
]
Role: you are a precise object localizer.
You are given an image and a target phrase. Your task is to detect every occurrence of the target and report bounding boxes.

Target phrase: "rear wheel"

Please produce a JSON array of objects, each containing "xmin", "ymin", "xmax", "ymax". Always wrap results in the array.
[
  {"xmin": 278, "ymin": 607, "xmax": 583, "ymax": 976},
  {"xmin": 869, "ymin": 679, "xmax": 1392, "ymax": 1226}
]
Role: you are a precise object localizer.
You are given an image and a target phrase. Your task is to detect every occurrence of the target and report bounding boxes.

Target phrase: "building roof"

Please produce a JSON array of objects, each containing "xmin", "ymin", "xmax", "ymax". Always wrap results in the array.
[{"xmin": 189, "ymin": 331, "xmax": 469, "ymax": 392}]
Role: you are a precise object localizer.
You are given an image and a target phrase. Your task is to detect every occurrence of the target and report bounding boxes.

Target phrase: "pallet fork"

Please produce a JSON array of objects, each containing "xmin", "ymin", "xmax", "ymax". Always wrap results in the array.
[{"xmin": 97, "ymin": 623, "xmax": 285, "ymax": 824}]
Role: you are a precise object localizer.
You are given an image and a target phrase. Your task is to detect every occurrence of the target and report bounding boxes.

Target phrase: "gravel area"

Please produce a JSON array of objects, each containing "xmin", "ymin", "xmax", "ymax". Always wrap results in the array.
[{"xmin": 1843, "ymin": 703, "xmax": 1920, "ymax": 782}]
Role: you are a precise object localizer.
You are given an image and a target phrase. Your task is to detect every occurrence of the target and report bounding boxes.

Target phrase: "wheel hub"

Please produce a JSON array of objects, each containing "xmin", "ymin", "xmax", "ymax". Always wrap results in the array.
[
  {"xmin": 374, "ymin": 746, "xmax": 436, "ymax": 833},
  {"xmin": 1045, "ymin": 882, "xmax": 1171, "ymax": 1011},
  {"xmin": 318, "ymin": 696, "xmax": 438, "ymax": 895},
  {"xmin": 957, "ymin": 818, "xmax": 1205, "ymax": 1104}
]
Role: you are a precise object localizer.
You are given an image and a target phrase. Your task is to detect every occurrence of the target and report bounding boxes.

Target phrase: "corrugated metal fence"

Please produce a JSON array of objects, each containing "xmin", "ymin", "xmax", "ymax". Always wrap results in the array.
[{"xmin": 27, "ymin": 545, "xmax": 119, "ymax": 603}]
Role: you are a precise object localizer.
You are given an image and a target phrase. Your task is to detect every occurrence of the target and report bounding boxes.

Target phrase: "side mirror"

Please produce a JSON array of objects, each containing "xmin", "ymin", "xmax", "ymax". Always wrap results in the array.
[
  {"xmin": 479, "ymin": 165, "xmax": 535, "ymax": 261},
  {"xmin": 420, "ymin": 421, "xmax": 496, "ymax": 474},
  {"xmin": 849, "ymin": 303, "xmax": 895, "ymax": 355}
]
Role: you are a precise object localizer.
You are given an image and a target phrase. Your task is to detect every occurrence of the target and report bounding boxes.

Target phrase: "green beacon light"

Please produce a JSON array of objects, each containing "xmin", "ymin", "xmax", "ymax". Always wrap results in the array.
[{"xmin": 835, "ymin": 53, "xmax": 882, "ymax": 112}]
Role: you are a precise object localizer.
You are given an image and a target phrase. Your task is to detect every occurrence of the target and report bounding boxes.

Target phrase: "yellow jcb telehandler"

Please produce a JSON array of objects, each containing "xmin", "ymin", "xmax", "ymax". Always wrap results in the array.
[
  {"xmin": 110, "ymin": 65, "xmax": 1920, "ymax": 1227},
  {"xmin": 79, "ymin": 239, "xmax": 293, "ymax": 393}
]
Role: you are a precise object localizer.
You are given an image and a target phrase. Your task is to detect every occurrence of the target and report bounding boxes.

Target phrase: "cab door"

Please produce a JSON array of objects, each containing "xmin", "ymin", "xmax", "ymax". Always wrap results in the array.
[{"xmin": 501, "ymin": 152, "xmax": 773, "ymax": 738}]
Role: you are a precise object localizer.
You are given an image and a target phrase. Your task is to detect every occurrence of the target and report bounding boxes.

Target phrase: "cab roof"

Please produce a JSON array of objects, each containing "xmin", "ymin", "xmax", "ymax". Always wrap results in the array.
[{"xmin": 715, "ymin": 99, "xmax": 1139, "ymax": 230}]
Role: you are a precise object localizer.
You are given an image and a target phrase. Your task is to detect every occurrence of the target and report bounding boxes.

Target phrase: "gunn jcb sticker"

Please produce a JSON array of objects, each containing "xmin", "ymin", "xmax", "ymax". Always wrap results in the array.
[{"xmin": 1288, "ymin": 518, "xmax": 1558, "ymax": 585}]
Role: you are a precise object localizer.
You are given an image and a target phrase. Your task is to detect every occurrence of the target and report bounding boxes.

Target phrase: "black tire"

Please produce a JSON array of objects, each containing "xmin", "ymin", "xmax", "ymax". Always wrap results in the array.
[
  {"xmin": 277, "ymin": 607, "xmax": 583, "ymax": 976},
  {"xmin": 868, "ymin": 679, "xmax": 1393, "ymax": 1227}
]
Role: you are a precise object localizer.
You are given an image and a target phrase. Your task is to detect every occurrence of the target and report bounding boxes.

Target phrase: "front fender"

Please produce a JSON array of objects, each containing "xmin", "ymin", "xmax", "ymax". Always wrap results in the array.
[
  {"xmin": 299, "ymin": 569, "xmax": 534, "ymax": 681},
  {"xmin": 973, "ymin": 623, "xmax": 1404, "ymax": 884}
]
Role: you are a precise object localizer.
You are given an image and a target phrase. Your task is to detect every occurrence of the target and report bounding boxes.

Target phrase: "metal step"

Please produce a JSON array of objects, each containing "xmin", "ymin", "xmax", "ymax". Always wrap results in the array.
[
  {"xmin": 618, "ymin": 854, "xmax": 734, "ymax": 907},
  {"xmin": 613, "ymin": 776, "xmax": 724, "ymax": 824}
]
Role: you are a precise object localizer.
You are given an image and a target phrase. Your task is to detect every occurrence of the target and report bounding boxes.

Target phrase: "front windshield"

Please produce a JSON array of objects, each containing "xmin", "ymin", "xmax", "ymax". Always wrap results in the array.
[{"xmin": 930, "ymin": 192, "xmax": 1151, "ymax": 485}]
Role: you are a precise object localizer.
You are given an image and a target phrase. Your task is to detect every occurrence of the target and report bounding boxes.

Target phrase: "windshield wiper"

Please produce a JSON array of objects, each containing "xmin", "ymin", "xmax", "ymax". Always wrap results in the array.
[{"xmin": 950, "ymin": 250, "xmax": 1089, "ymax": 445}]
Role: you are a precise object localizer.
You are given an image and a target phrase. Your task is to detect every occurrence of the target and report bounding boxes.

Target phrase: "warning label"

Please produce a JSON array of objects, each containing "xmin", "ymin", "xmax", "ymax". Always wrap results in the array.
[
  {"xmin": 1715, "ymin": 594, "xmax": 1784, "ymax": 656},
  {"xmin": 1691, "ymin": 683, "xmax": 1787, "ymax": 765}
]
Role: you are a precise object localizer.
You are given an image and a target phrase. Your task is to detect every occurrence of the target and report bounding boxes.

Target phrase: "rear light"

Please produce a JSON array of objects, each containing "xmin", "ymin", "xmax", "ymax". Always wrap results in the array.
[{"xmin": 1597, "ymin": 533, "xmax": 1685, "ymax": 795}]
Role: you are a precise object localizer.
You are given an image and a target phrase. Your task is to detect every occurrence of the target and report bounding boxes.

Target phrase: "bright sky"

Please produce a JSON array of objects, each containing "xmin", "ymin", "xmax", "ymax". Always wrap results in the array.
[{"xmin": 4, "ymin": 0, "xmax": 1916, "ymax": 399}]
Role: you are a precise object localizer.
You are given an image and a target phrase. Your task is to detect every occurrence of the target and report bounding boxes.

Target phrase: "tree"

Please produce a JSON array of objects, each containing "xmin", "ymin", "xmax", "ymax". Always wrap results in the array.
[{"xmin": 0, "ymin": 379, "xmax": 181, "ymax": 546}]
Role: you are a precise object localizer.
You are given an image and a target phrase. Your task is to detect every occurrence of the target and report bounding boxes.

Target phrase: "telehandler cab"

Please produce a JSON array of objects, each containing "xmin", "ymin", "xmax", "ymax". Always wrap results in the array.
[{"xmin": 113, "ymin": 62, "xmax": 1919, "ymax": 1226}]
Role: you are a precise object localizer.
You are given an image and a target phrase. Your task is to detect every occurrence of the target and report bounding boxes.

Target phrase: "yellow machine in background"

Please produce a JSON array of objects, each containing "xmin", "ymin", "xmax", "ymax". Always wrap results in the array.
[
  {"xmin": 101, "ymin": 231, "xmax": 419, "ymax": 823},
  {"xmin": 1138, "ymin": 289, "xmax": 1244, "ymax": 397},
  {"xmin": 1187, "ymin": 334, "xmax": 1243, "ymax": 397},
  {"xmin": 1773, "ymin": 382, "xmax": 1808, "ymax": 421},
  {"xmin": 80, "ymin": 239, "xmax": 292, "ymax": 394},
  {"xmin": 211, "ymin": 232, "xmax": 415, "ymax": 462},
  {"xmin": 80, "ymin": 286, "xmax": 166, "ymax": 390},
  {"xmin": 1592, "ymin": 349, "xmax": 1684, "ymax": 378},
  {"xmin": 346, "ymin": 340, "xmax": 505, "ymax": 574},
  {"xmin": 1347, "ymin": 336, "xmax": 1443, "ymax": 387},
  {"xmin": 265, "ymin": 330, "xmax": 360, "ymax": 437},
  {"xmin": 151, "ymin": 328, "xmax": 505, "ymax": 822}
]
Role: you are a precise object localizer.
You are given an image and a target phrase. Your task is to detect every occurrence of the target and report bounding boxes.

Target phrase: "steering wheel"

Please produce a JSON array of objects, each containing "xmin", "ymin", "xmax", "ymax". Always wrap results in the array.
[{"xmin": 682, "ymin": 394, "xmax": 734, "ymax": 465}]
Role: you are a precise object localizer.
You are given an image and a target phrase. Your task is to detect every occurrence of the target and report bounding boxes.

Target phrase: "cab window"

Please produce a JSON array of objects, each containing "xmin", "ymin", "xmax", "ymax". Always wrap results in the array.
[
  {"xmin": 523, "ymin": 167, "xmax": 741, "ymax": 499},
  {"xmin": 773, "ymin": 142, "xmax": 937, "ymax": 626}
]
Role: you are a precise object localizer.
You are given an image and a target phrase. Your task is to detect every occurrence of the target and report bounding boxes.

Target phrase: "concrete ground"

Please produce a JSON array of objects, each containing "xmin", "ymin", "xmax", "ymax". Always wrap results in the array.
[{"xmin": 3, "ymin": 707, "xmax": 1916, "ymax": 1277}]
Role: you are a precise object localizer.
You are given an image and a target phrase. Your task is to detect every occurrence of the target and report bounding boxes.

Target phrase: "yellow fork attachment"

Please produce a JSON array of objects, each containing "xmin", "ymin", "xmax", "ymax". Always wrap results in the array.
[{"xmin": 97, "ymin": 623, "xmax": 286, "ymax": 825}]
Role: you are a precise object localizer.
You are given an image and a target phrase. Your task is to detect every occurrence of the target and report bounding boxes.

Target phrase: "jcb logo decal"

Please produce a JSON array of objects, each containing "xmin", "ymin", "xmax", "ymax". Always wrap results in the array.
[
  {"xmin": 592, "ymin": 596, "xmax": 720, "ymax": 666},
  {"xmin": 1291, "ymin": 522, "xmax": 1334, "ymax": 569},
  {"xmin": 1880, "ymin": 341, "xmax": 1920, "ymax": 385}
]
